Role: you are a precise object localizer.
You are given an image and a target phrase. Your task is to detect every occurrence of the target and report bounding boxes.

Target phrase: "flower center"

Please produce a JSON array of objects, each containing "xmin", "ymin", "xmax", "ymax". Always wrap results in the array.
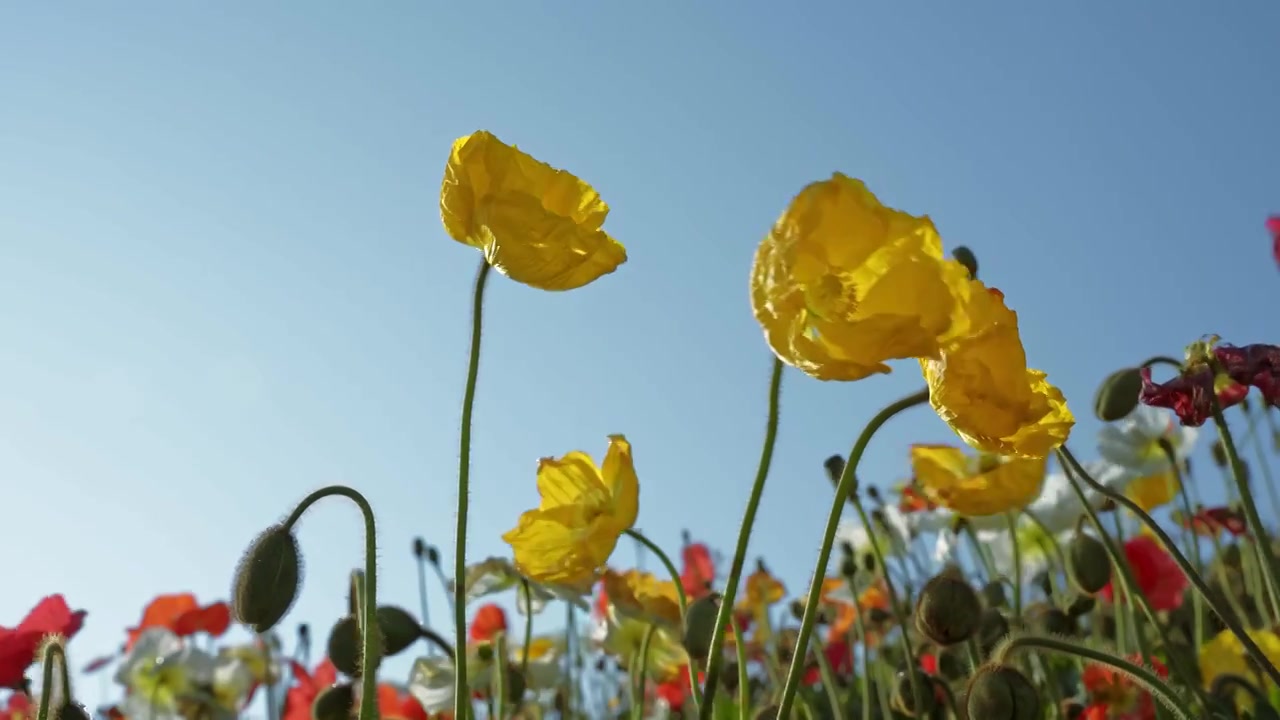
[{"xmin": 805, "ymin": 272, "xmax": 859, "ymax": 321}]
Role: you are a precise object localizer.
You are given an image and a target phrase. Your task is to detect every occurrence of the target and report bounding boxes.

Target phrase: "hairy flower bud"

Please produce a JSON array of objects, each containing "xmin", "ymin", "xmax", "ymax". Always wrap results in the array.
[
  {"xmin": 1212, "ymin": 440, "xmax": 1228, "ymax": 468},
  {"xmin": 376, "ymin": 605, "xmax": 422, "ymax": 657},
  {"xmin": 823, "ymin": 455, "xmax": 845, "ymax": 482},
  {"xmin": 232, "ymin": 525, "xmax": 303, "ymax": 633},
  {"xmin": 326, "ymin": 615, "xmax": 362, "ymax": 676},
  {"xmin": 1066, "ymin": 594, "xmax": 1097, "ymax": 619},
  {"xmin": 952, "ymin": 246, "xmax": 979, "ymax": 279},
  {"xmin": 312, "ymin": 682, "xmax": 355, "ymax": 720},
  {"xmin": 1068, "ymin": 531, "xmax": 1112, "ymax": 595},
  {"xmin": 978, "ymin": 608, "xmax": 1009, "ymax": 655},
  {"xmin": 915, "ymin": 573, "xmax": 981, "ymax": 646},
  {"xmin": 981, "ymin": 581, "xmax": 1007, "ymax": 608},
  {"xmin": 1026, "ymin": 603, "xmax": 1075, "ymax": 636},
  {"xmin": 891, "ymin": 667, "xmax": 936, "ymax": 717},
  {"xmin": 682, "ymin": 593, "xmax": 721, "ymax": 663},
  {"xmin": 965, "ymin": 666, "xmax": 1040, "ymax": 720},
  {"xmin": 1094, "ymin": 368, "xmax": 1143, "ymax": 422}
]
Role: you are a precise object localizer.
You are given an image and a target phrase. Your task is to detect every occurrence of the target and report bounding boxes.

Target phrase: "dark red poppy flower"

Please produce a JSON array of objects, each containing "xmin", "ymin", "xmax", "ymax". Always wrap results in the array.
[
  {"xmin": 282, "ymin": 659, "xmax": 338, "ymax": 720},
  {"xmin": 1268, "ymin": 216, "xmax": 1280, "ymax": 268},
  {"xmin": 1172, "ymin": 506, "xmax": 1247, "ymax": 538},
  {"xmin": 652, "ymin": 665, "xmax": 705, "ymax": 711},
  {"xmin": 0, "ymin": 595, "xmax": 87, "ymax": 690},
  {"xmin": 802, "ymin": 640, "xmax": 854, "ymax": 685},
  {"xmin": 680, "ymin": 540, "xmax": 716, "ymax": 600},
  {"xmin": 468, "ymin": 604, "xmax": 508, "ymax": 644},
  {"xmin": 1099, "ymin": 536, "xmax": 1187, "ymax": 612},
  {"xmin": 1214, "ymin": 343, "xmax": 1280, "ymax": 408},
  {"xmin": 1139, "ymin": 364, "xmax": 1247, "ymax": 427}
]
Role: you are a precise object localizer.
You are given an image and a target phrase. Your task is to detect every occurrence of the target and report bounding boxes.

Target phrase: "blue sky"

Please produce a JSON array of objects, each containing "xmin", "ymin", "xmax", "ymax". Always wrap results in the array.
[{"xmin": 2, "ymin": 1, "xmax": 1278, "ymax": 710}]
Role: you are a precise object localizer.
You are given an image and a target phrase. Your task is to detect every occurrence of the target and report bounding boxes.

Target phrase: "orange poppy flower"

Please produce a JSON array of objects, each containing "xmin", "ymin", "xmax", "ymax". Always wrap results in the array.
[
  {"xmin": 469, "ymin": 604, "xmax": 508, "ymax": 644},
  {"xmin": 126, "ymin": 593, "xmax": 231, "ymax": 649},
  {"xmin": 378, "ymin": 684, "xmax": 428, "ymax": 720}
]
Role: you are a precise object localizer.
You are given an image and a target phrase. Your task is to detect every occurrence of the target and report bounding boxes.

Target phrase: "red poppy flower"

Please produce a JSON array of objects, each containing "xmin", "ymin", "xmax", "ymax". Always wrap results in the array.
[
  {"xmin": 1214, "ymin": 343, "xmax": 1280, "ymax": 408},
  {"xmin": 898, "ymin": 485, "xmax": 937, "ymax": 514},
  {"xmin": 1172, "ymin": 506, "xmax": 1247, "ymax": 538},
  {"xmin": 1082, "ymin": 653, "xmax": 1167, "ymax": 720},
  {"xmin": 468, "ymin": 604, "xmax": 507, "ymax": 644},
  {"xmin": 1268, "ymin": 216, "xmax": 1280, "ymax": 269},
  {"xmin": 1099, "ymin": 536, "xmax": 1187, "ymax": 612},
  {"xmin": 126, "ymin": 594, "xmax": 231, "ymax": 649},
  {"xmin": 802, "ymin": 640, "xmax": 854, "ymax": 685},
  {"xmin": 680, "ymin": 540, "xmax": 716, "ymax": 600},
  {"xmin": 652, "ymin": 665, "xmax": 705, "ymax": 711},
  {"xmin": 0, "ymin": 596, "xmax": 87, "ymax": 690},
  {"xmin": 1139, "ymin": 364, "xmax": 1247, "ymax": 427},
  {"xmin": 281, "ymin": 659, "xmax": 338, "ymax": 720},
  {"xmin": 378, "ymin": 684, "xmax": 428, "ymax": 720},
  {"xmin": 0, "ymin": 692, "xmax": 31, "ymax": 720}
]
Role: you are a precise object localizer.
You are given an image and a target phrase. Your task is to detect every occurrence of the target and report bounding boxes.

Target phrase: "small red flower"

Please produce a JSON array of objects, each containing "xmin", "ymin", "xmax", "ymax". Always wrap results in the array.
[
  {"xmin": 0, "ymin": 596, "xmax": 87, "ymax": 690},
  {"xmin": 1099, "ymin": 536, "xmax": 1187, "ymax": 612},
  {"xmin": 802, "ymin": 640, "xmax": 854, "ymax": 685},
  {"xmin": 1081, "ymin": 653, "xmax": 1167, "ymax": 720},
  {"xmin": 0, "ymin": 692, "xmax": 32, "ymax": 720},
  {"xmin": 680, "ymin": 539, "xmax": 716, "ymax": 600},
  {"xmin": 1267, "ymin": 215, "xmax": 1280, "ymax": 268},
  {"xmin": 468, "ymin": 604, "xmax": 508, "ymax": 644},
  {"xmin": 1214, "ymin": 343, "xmax": 1280, "ymax": 408},
  {"xmin": 281, "ymin": 659, "xmax": 338, "ymax": 720}
]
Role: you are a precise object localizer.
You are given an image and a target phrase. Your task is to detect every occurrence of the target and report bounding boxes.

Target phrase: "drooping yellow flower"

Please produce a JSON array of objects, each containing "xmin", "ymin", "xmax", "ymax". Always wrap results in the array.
[
  {"xmin": 750, "ymin": 173, "xmax": 973, "ymax": 381},
  {"xmin": 921, "ymin": 285, "xmax": 1074, "ymax": 458},
  {"xmin": 602, "ymin": 568, "xmax": 682, "ymax": 629},
  {"xmin": 502, "ymin": 435, "xmax": 639, "ymax": 591},
  {"xmin": 910, "ymin": 444, "xmax": 1047, "ymax": 516},
  {"xmin": 440, "ymin": 130, "xmax": 626, "ymax": 291},
  {"xmin": 1199, "ymin": 628, "xmax": 1280, "ymax": 699},
  {"xmin": 1125, "ymin": 470, "xmax": 1179, "ymax": 512}
]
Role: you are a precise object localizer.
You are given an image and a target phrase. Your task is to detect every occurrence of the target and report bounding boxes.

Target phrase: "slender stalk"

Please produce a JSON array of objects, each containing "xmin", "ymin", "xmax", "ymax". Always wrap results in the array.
[
  {"xmin": 697, "ymin": 358, "xmax": 785, "ymax": 719},
  {"xmin": 519, "ymin": 579, "xmax": 534, "ymax": 681},
  {"xmin": 730, "ymin": 616, "xmax": 749, "ymax": 720},
  {"xmin": 631, "ymin": 625, "xmax": 655, "ymax": 720},
  {"xmin": 846, "ymin": 579, "xmax": 872, "ymax": 720},
  {"xmin": 1213, "ymin": 400, "xmax": 1280, "ymax": 622},
  {"xmin": 1005, "ymin": 512, "xmax": 1022, "ymax": 617},
  {"xmin": 416, "ymin": 553, "xmax": 434, "ymax": 657},
  {"xmin": 773, "ymin": 388, "xmax": 929, "ymax": 720},
  {"xmin": 992, "ymin": 634, "xmax": 1196, "ymax": 720},
  {"xmin": 494, "ymin": 632, "xmax": 508, "ymax": 720},
  {"xmin": 1059, "ymin": 445, "xmax": 1280, "ymax": 690},
  {"xmin": 565, "ymin": 603, "xmax": 576, "ymax": 720},
  {"xmin": 811, "ymin": 633, "xmax": 844, "ymax": 719},
  {"xmin": 624, "ymin": 528, "xmax": 703, "ymax": 709},
  {"xmin": 1243, "ymin": 405, "xmax": 1280, "ymax": 524},
  {"xmin": 34, "ymin": 640, "xmax": 68, "ymax": 720},
  {"xmin": 453, "ymin": 260, "xmax": 492, "ymax": 720},
  {"xmin": 1160, "ymin": 439, "xmax": 1205, "ymax": 650},
  {"xmin": 283, "ymin": 485, "xmax": 382, "ymax": 720}
]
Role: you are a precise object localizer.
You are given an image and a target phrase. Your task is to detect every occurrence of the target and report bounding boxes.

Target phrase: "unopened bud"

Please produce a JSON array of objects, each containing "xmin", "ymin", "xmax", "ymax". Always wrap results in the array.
[
  {"xmin": 55, "ymin": 704, "xmax": 90, "ymax": 720},
  {"xmin": 412, "ymin": 538, "xmax": 427, "ymax": 559},
  {"xmin": 326, "ymin": 615, "xmax": 362, "ymax": 676},
  {"xmin": 1066, "ymin": 594, "xmax": 1097, "ymax": 619},
  {"xmin": 1026, "ymin": 603, "xmax": 1074, "ymax": 636},
  {"xmin": 823, "ymin": 455, "xmax": 845, "ymax": 482},
  {"xmin": 891, "ymin": 668, "xmax": 936, "ymax": 717},
  {"xmin": 1093, "ymin": 368, "xmax": 1143, "ymax": 422},
  {"xmin": 866, "ymin": 486, "xmax": 882, "ymax": 502},
  {"xmin": 861, "ymin": 552, "xmax": 877, "ymax": 575},
  {"xmin": 1212, "ymin": 440, "xmax": 1228, "ymax": 467},
  {"xmin": 1068, "ymin": 531, "xmax": 1112, "ymax": 595},
  {"xmin": 965, "ymin": 666, "xmax": 1040, "ymax": 720},
  {"xmin": 915, "ymin": 573, "xmax": 981, "ymax": 646},
  {"xmin": 682, "ymin": 594, "xmax": 721, "ymax": 663},
  {"xmin": 978, "ymin": 608, "xmax": 1009, "ymax": 654},
  {"xmin": 789, "ymin": 599, "xmax": 806, "ymax": 622},
  {"xmin": 377, "ymin": 605, "xmax": 422, "ymax": 657},
  {"xmin": 839, "ymin": 554, "xmax": 858, "ymax": 580},
  {"xmin": 952, "ymin": 246, "xmax": 979, "ymax": 279},
  {"xmin": 312, "ymin": 682, "xmax": 355, "ymax": 720},
  {"xmin": 981, "ymin": 581, "xmax": 1007, "ymax": 609},
  {"xmin": 232, "ymin": 525, "xmax": 302, "ymax": 633}
]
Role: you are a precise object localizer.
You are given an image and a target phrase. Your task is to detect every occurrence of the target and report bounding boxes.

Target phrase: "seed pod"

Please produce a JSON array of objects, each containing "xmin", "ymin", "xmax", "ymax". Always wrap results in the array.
[
  {"xmin": 952, "ymin": 246, "xmax": 979, "ymax": 278},
  {"xmin": 915, "ymin": 573, "xmax": 981, "ymax": 646},
  {"xmin": 232, "ymin": 525, "xmax": 303, "ymax": 633},
  {"xmin": 326, "ymin": 615, "xmax": 361, "ymax": 676},
  {"xmin": 1068, "ymin": 531, "xmax": 1112, "ymax": 595},
  {"xmin": 891, "ymin": 667, "xmax": 936, "ymax": 718},
  {"xmin": 965, "ymin": 666, "xmax": 1040, "ymax": 720},
  {"xmin": 1093, "ymin": 368, "xmax": 1143, "ymax": 422},
  {"xmin": 682, "ymin": 594, "xmax": 721, "ymax": 663},
  {"xmin": 376, "ymin": 605, "xmax": 422, "ymax": 657},
  {"xmin": 312, "ymin": 682, "xmax": 355, "ymax": 720}
]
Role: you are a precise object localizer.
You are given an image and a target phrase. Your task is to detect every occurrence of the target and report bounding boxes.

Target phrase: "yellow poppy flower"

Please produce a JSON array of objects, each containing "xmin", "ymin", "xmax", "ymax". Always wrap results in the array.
[
  {"xmin": 440, "ymin": 130, "xmax": 627, "ymax": 291},
  {"xmin": 1199, "ymin": 628, "xmax": 1280, "ymax": 700},
  {"xmin": 1125, "ymin": 470, "xmax": 1179, "ymax": 512},
  {"xmin": 750, "ymin": 173, "xmax": 973, "ymax": 381},
  {"xmin": 602, "ymin": 568, "xmax": 682, "ymax": 629},
  {"xmin": 502, "ymin": 435, "xmax": 639, "ymax": 591},
  {"xmin": 601, "ymin": 617, "xmax": 689, "ymax": 681},
  {"xmin": 921, "ymin": 285, "xmax": 1074, "ymax": 458},
  {"xmin": 910, "ymin": 444, "xmax": 1047, "ymax": 516}
]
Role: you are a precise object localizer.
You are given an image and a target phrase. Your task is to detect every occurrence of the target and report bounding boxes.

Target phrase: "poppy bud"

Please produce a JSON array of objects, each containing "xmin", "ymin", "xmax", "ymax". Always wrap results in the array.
[
  {"xmin": 965, "ymin": 666, "xmax": 1040, "ymax": 720},
  {"xmin": 298, "ymin": 623, "xmax": 310, "ymax": 642},
  {"xmin": 978, "ymin": 608, "xmax": 1009, "ymax": 655},
  {"xmin": 232, "ymin": 525, "xmax": 302, "ymax": 633},
  {"xmin": 839, "ymin": 554, "xmax": 858, "ymax": 580},
  {"xmin": 312, "ymin": 682, "xmax": 355, "ymax": 720},
  {"xmin": 1026, "ymin": 603, "xmax": 1074, "ymax": 636},
  {"xmin": 1066, "ymin": 594, "xmax": 1096, "ymax": 619},
  {"xmin": 937, "ymin": 646, "xmax": 966, "ymax": 681},
  {"xmin": 981, "ymin": 581, "xmax": 1007, "ymax": 609},
  {"xmin": 682, "ymin": 594, "xmax": 721, "ymax": 663},
  {"xmin": 1093, "ymin": 368, "xmax": 1143, "ymax": 422},
  {"xmin": 861, "ymin": 552, "xmax": 877, "ymax": 575},
  {"xmin": 915, "ymin": 573, "xmax": 981, "ymax": 646},
  {"xmin": 326, "ymin": 615, "xmax": 362, "ymax": 676},
  {"xmin": 412, "ymin": 538, "xmax": 427, "ymax": 560},
  {"xmin": 502, "ymin": 663, "xmax": 527, "ymax": 704},
  {"xmin": 824, "ymin": 455, "xmax": 845, "ymax": 482},
  {"xmin": 1068, "ymin": 531, "xmax": 1111, "ymax": 595},
  {"xmin": 376, "ymin": 605, "xmax": 422, "ymax": 657},
  {"xmin": 55, "ymin": 704, "xmax": 90, "ymax": 720},
  {"xmin": 866, "ymin": 485, "xmax": 882, "ymax": 502},
  {"xmin": 1212, "ymin": 440, "xmax": 1228, "ymax": 467},
  {"xmin": 425, "ymin": 545, "xmax": 440, "ymax": 566},
  {"xmin": 891, "ymin": 667, "xmax": 936, "ymax": 717},
  {"xmin": 952, "ymin": 246, "xmax": 979, "ymax": 278},
  {"xmin": 789, "ymin": 599, "xmax": 806, "ymax": 622},
  {"xmin": 476, "ymin": 643, "xmax": 495, "ymax": 662}
]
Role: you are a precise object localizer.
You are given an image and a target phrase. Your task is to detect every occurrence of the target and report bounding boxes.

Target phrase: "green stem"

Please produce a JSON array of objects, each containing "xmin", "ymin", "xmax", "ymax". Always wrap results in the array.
[
  {"xmin": 773, "ymin": 388, "xmax": 929, "ymax": 720},
  {"xmin": 631, "ymin": 625, "xmax": 656, "ymax": 720},
  {"xmin": 846, "ymin": 579, "xmax": 871, "ymax": 720},
  {"xmin": 624, "ymin": 528, "xmax": 702, "ymax": 709},
  {"xmin": 494, "ymin": 632, "xmax": 508, "ymax": 720},
  {"xmin": 697, "ymin": 358, "xmax": 785, "ymax": 719},
  {"xmin": 34, "ymin": 640, "xmax": 67, "ymax": 720},
  {"xmin": 1023, "ymin": 510, "xmax": 1068, "ymax": 598},
  {"xmin": 453, "ymin": 259, "xmax": 491, "ymax": 720},
  {"xmin": 283, "ymin": 485, "xmax": 382, "ymax": 720},
  {"xmin": 1214, "ymin": 400, "xmax": 1280, "ymax": 622},
  {"xmin": 1160, "ymin": 439, "xmax": 1205, "ymax": 651},
  {"xmin": 519, "ymin": 579, "xmax": 534, "ymax": 682},
  {"xmin": 1005, "ymin": 512, "xmax": 1022, "ymax": 617},
  {"xmin": 1243, "ymin": 405, "xmax": 1280, "ymax": 524},
  {"xmin": 730, "ymin": 616, "xmax": 749, "ymax": 720},
  {"xmin": 565, "ymin": 603, "xmax": 576, "ymax": 720},
  {"xmin": 992, "ymin": 634, "xmax": 1196, "ymax": 720},
  {"xmin": 1059, "ymin": 445, "xmax": 1280, "ymax": 691},
  {"xmin": 812, "ymin": 635, "xmax": 845, "ymax": 720}
]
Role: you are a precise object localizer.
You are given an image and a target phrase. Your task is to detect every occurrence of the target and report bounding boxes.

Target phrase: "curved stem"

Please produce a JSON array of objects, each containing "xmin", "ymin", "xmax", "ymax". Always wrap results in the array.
[
  {"xmin": 35, "ymin": 640, "xmax": 65, "ymax": 720},
  {"xmin": 774, "ymin": 388, "xmax": 929, "ymax": 720},
  {"xmin": 1141, "ymin": 356, "xmax": 1183, "ymax": 370},
  {"xmin": 1059, "ymin": 446, "xmax": 1280, "ymax": 691},
  {"xmin": 421, "ymin": 627, "xmax": 457, "ymax": 660},
  {"xmin": 697, "ymin": 358, "xmax": 785, "ymax": 719},
  {"xmin": 623, "ymin": 529, "xmax": 702, "ymax": 709},
  {"xmin": 453, "ymin": 259, "xmax": 492, "ymax": 720},
  {"xmin": 283, "ymin": 485, "xmax": 382, "ymax": 720},
  {"xmin": 1212, "ymin": 400, "xmax": 1280, "ymax": 622},
  {"xmin": 992, "ymin": 634, "xmax": 1196, "ymax": 720}
]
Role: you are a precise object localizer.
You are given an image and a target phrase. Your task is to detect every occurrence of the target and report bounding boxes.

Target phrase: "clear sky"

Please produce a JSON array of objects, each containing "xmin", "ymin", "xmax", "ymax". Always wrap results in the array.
[{"xmin": 2, "ymin": 1, "xmax": 1278, "ymax": 710}]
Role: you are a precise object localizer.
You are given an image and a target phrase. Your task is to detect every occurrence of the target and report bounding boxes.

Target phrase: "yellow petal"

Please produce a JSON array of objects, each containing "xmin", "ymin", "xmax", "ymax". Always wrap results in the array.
[
  {"xmin": 501, "ymin": 508, "xmax": 610, "ymax": 592},
  {"xmin": 601, "ymin": 435, "xmax": 639, "ymax": 530},
  {"xmin": 602, "ymin": 568, "xmax": 682, "ymax": 629},
  {"xmin": 536, "ymin": 451, "xmax": 610, "ymax": 510},
  {"xmin": 1125, "ymin": 470, "xmax": 1179, "ymax": 512},
  {"xmin": 911, "ymin": 444, "xmax": 1047, "ymax": 516},
  {"xmin": 440, "ymin": 130, "xmax": 626, "ymax": 291},
  {"xmin": 750, "ymin": 174, "xmax": 972, "ymax": 381},
  {"xmin": 921, "ymin": 286, "xmax": 1074, "ymax": 458}
]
